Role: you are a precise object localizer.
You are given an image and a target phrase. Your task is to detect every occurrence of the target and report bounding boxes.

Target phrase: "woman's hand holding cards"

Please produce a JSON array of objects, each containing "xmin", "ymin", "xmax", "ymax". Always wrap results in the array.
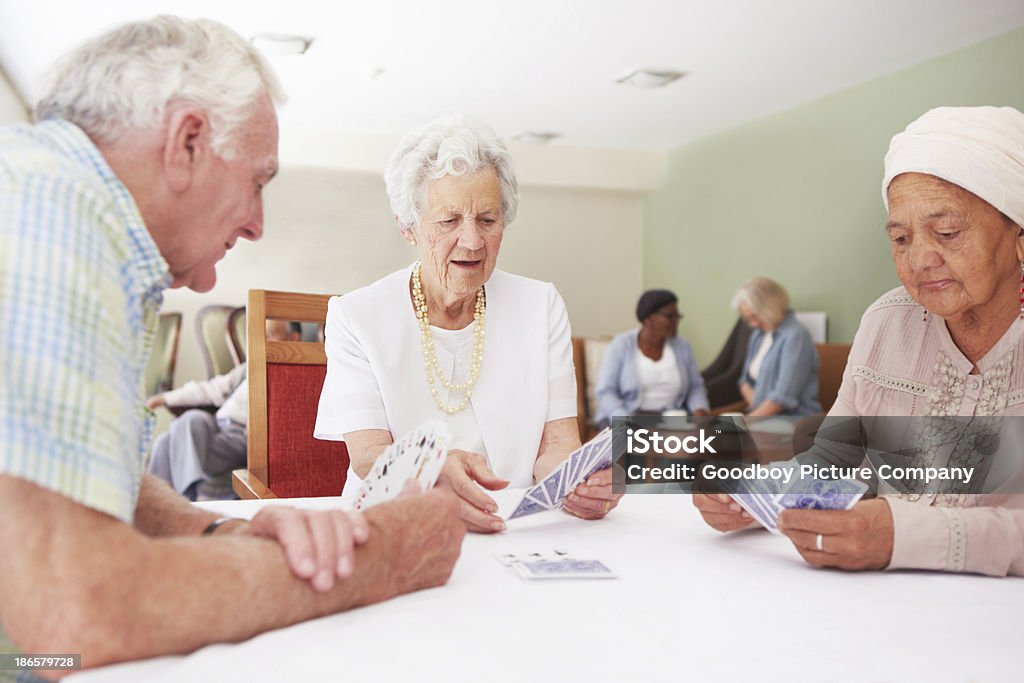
[
  {"xmin": 563, "ymin": 467, "xmax": 624, "ymax": 520},
  {"xmin": 692, "ymin": 493, "xmax": 759, "ymax": 532},
  {"xmin": 437, "ymin": 449, "xmax": 509, "ymax": 534}
]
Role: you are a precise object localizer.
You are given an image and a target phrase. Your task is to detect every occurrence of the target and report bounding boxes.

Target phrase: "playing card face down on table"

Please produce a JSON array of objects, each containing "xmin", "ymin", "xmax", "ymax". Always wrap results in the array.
[
  {"xmin": 354, "ymin": 421, "xmax": 452, "ymax": 510},
  {"xmin": 507, "ymin": 428, "xmax": 614, "ymax": 520},
  {"xmin": 515, "ymin": 559, "xmax": 617, "ymax": 580},
  {"xmin": 492, "ymin": 547, "xmax": 618, "ymax": 580}
]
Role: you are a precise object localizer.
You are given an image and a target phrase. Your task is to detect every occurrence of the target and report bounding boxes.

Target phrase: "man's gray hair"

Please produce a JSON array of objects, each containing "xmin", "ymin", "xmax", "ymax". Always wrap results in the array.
[
  {"xmin": 384, "ymin": 115, "xmax": 519, "ymax": 230},
  {"xmin": 731, "ymin": 276, "xmax": 791, "ymax": 328},
  {"xmin": 35, "ymin": 15, "xmax": 286, "ymax": 159}
]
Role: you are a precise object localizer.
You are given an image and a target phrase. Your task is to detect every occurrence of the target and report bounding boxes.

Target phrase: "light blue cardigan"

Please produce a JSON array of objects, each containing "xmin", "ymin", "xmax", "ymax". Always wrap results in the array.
[
  {"xmin": 740, "ymin": 312, "xmax": 821, "ymax": 416},
  {"xmin": 595, "ymin": 330, "xmax": 709, "ymax": 424}
]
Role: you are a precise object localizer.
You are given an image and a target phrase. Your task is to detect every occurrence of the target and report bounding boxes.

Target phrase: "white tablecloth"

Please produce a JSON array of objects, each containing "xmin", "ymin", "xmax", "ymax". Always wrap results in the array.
[{"xmin": 67, "ymin": 492, "xmax": 1021, "ymax": 683}]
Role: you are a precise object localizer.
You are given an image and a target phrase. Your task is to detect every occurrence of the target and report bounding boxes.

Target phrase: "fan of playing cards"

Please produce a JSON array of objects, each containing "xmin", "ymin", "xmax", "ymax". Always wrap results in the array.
[
  {"xmin": 508, "ymin": 427, "xmax": 614, "ymax": 520},
  {"xmin": 730, "ymin": 467, "xmax": 868, "ymax": 533},
  {"xmin": 354, "ymin": 421, "xmax": 452, "ymax": 510}
]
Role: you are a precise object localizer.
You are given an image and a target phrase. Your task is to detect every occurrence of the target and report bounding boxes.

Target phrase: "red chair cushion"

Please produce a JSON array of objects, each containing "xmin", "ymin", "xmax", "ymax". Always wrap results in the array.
[{"xmin": 266, "ymin": 363, "xmax": 348, "ymax": 497}]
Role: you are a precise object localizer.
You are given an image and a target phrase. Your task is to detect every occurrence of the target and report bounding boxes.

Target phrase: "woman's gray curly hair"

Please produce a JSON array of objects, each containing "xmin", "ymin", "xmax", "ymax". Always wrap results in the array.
[{"xmin": 384, "ymin": 115, "xmax": 519, "ymax": 230}]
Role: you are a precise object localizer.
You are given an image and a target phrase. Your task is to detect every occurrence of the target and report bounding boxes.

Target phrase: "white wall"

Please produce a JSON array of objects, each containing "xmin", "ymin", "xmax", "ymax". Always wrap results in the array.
[
  {"xmin": 161, "ymin": 165, "xmax": 645, "ymax": 387},
  {"xmin": 0, "ymin": 68, "xmax": 29, "ymax": 124},
  {"xmin": 280, "ymin": 128, "xmax": 667, "ymax": 193}
]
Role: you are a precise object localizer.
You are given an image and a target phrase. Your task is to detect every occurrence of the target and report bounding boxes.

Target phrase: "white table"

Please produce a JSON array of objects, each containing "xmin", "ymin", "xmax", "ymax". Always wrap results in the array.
[{"xmin": 68, "ymin": 492, "xmax": 1021, "ymax": 683}]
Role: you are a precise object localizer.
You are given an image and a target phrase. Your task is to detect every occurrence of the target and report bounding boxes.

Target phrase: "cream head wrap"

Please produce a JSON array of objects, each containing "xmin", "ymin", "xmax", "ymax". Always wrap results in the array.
[{"xmin": 882, "ymin": 106, "xmax": 1024, "ymax": 228}]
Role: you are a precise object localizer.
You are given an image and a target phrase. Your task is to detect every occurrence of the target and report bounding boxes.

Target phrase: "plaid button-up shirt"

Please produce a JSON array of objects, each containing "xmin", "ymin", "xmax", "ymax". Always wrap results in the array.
[{"xmin": 1, "ymin": 118, "xmax": 170, "ymax": 677}]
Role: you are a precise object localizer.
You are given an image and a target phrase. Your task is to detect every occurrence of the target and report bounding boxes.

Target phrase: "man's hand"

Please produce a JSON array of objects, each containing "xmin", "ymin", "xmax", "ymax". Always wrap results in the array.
[
  {"xmin": 693, "ymin": 493, "xmax": 759, "ymax": 532},
  {"xmin": 362, "ymin": 488, "xmax": 467, "ymax": 599},
  {"xmin": 777, "ymin": 499, "xmax": 894, "ymax": 571},
  {"xmin": 436, "ymin": 449, "xmax": 509, "ymax": 533},
  {"xmin": 564, "ymin": 467, "xmax": 623, "ymax": 520},
  {"xmin": 239, "ymin": 507, "xmax": 370, "ymax": 592}
]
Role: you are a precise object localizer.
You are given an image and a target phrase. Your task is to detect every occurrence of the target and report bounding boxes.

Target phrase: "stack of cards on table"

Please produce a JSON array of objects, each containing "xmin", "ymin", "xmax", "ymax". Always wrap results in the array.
[
  {"xmin": 731, "ymin": 467, "xmax": 868, "ymax": 534},
  {"xmin": 354, "ymin": 421, "xmax": 451, "ymax": 510},
  {"xmin": 493, "ymin": 548, "xmax": 617, "ymax": 580},
  {"xmin": 508, "ymin": 428, "xmax": 613, "ymax": 520}
]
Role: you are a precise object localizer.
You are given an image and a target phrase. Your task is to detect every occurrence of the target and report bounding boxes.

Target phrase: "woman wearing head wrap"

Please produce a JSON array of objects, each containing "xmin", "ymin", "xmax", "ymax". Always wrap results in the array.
[
  {"xmin": 695, "ymin": 106, "xmax": 1024, "ymax": 576},
  {"xmin": 315, "ymin": 115, "xmax": 622, "ymax": 530},
  {"xmin": 594, "ymin": 289, "xmax": 710, "ymax": 428}
]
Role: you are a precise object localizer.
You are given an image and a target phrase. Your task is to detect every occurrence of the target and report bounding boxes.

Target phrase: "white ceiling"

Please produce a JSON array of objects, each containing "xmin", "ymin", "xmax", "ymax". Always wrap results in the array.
[{"xmin": 2, "ymin": 0, "xmax": 1023, "ymax": 153}]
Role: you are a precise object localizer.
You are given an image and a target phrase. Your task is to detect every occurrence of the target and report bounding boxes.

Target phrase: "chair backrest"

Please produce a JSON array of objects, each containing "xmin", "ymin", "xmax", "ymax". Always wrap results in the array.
[
  {"xmin": 233, "ymin": 289, "xmax": 349, "ymax": 499},
  {"xmin": 195, "ymin": 304, "xmax": 239, "ymax": 378},
  {"xmin": 227, "ymin": 306, "xmax": 247, "ymax": 365},
  {"xmin": 571, "ymin": 338, "xmax": 587, "ymax": 439},
  {"xmin": 142, "ymin": 312, "xmax": 182, "ymax": 396},
  {"xmin": 794, "ymin": 311, "xmax": 828, "ymax": 344},
  {"xmin": 571, "ymin": 336, "xmax": 612, "ymax": 441},
  {"xmin": 815, "ymin": 343, "xmax": 852, "ymax": 412}
]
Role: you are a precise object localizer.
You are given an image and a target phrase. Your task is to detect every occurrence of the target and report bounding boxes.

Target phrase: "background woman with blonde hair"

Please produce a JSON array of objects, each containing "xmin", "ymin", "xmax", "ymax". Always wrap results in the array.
[{"xmin": 733, "ymin": 277, "xmax": 821, "ymax": 417}]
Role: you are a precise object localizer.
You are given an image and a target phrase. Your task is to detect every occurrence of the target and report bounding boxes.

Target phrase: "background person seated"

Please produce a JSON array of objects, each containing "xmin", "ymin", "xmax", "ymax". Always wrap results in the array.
[
  {"xmin": 733, "ymin": 277, "xmax": 822, "ymax": 417},
  {"xmin": 146, "ymin": 321, "xmax": 301, "ymax": 500},
  {"xmin": 595, "ymin": 289, "xmax": 710, "ymax": 428}
]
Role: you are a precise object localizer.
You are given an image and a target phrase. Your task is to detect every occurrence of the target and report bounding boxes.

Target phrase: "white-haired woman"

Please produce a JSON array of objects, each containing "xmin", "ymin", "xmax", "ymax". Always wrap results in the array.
[
  {"xmin": 733, "ymin": 277, "xmax": 821, "ymax": 417},
  {"xmin": 696, "ymin": 106, "xmax": 1024, "ymax": 577},
  {"xmin": 315, "ymin": 116, "xmax": 622, "ymax": 531}
]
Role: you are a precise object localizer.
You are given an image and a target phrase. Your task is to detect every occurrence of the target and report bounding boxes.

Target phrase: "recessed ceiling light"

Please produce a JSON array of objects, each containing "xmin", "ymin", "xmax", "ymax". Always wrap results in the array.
[
  {"xmin": 251, "ymin": 33, "xmax": 314, "ymax": 56},
  {"xmin": 511, "ymin": 131, "xmax": 561, "ymax": 144},
  {"xmin": 615, "ymin": 69, "xmax": 686, "ymax": 89}
]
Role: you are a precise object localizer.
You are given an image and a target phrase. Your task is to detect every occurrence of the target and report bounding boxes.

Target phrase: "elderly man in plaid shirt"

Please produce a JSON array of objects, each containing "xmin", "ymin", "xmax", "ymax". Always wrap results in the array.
[{"xmin": 0, "ymin": 16, "xmax": 463, "ymax": 680}]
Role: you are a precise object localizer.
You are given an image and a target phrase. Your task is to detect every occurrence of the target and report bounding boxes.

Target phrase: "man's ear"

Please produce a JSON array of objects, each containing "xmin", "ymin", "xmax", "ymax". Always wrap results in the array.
[{"xmin": 163, "ymin": 108, "xmax": 212, "ymax": 193}]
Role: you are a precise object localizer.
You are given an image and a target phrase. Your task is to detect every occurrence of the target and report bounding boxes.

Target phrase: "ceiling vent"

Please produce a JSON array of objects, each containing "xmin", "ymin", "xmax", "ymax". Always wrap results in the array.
[{"xmin": 615, "ymin": 69, "xmax": 686, "ymax": 89}]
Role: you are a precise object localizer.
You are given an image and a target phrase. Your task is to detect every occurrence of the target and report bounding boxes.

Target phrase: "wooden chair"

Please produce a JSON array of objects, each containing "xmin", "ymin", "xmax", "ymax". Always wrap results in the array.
[
  {"xmin": 571, "ymin": 336, "xmax": 613, "ymax": 441},
  {"xmin": 815, "ymin": 342, "xmax": 852, "ymax": 412},
  {"xmin": 142, "ymin": 312, "xmax": 182, "ymax": 395},
  {"xmin": 791, "ymin": 342, "xmax": 853, "ymax": 454},
  {"xmin": 571, "ymin": 338, "xmax": 588, "ymax": 440},
  {"xmin": 232, "ymin": 290, "xmax": 349, "ymax": 499},
  {"xmin": 227, "ymin": 306, "xmax": 247, "ymax": 365}
]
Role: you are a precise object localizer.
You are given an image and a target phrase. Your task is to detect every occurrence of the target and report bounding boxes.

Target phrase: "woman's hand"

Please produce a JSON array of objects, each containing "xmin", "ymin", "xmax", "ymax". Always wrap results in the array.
[
  {"xmin": 693, "ymin": 493, "xmax": 759, "ymax": 532},
  {"xmin": 777, "ymin": 499, "xmax": 894, "ymax": 571},
  {"xmin": 747, "ymin": 398, "xmax": 784, "ymax": 418},
  {"xmin": 564, "ymin": 467, "xmax": 623, "ymax": 520},
  {"xmin": 739, "ymin": 382, "xmax": 755, "ymax": 407},
  {"xmin": 436, "ymin": 449, "xmax": 509, "ymax": 533}
]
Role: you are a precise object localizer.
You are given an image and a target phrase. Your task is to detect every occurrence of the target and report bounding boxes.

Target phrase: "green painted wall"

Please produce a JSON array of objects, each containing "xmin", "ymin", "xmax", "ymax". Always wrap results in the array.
[{"xmin": 644, "ymin": 27, "xmax": 1024, "ymax": 364}]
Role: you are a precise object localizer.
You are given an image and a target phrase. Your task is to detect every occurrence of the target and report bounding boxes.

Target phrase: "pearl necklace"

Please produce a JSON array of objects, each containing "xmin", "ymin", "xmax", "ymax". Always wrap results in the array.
[{"xmin": 412, "ymin": 262, "xmax": 486, "ymax": 415}]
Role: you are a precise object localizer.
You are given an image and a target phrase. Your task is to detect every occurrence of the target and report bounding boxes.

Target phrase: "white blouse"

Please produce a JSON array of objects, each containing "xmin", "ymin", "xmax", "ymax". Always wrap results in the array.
[
  {"xmin": 314, "ymin": 265, "xmax": 578, "ymax": 497},
  {"xmin": 430, "ymin": 324, "xmax": 488, "ymax": 463},
  {"xmin": 636, "ymin": 344, "xmax": 681, "ymax": 411},
  {"xmin": 747, "ymin": 331, "xmax": 774, "ymax": 381}
]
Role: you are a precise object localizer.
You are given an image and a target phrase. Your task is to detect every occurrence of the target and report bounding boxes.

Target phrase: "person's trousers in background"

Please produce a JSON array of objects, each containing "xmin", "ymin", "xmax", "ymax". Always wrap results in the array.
[{"xmin": 147, "ymin": 410, "xmax": 246, "ymax": 501}]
